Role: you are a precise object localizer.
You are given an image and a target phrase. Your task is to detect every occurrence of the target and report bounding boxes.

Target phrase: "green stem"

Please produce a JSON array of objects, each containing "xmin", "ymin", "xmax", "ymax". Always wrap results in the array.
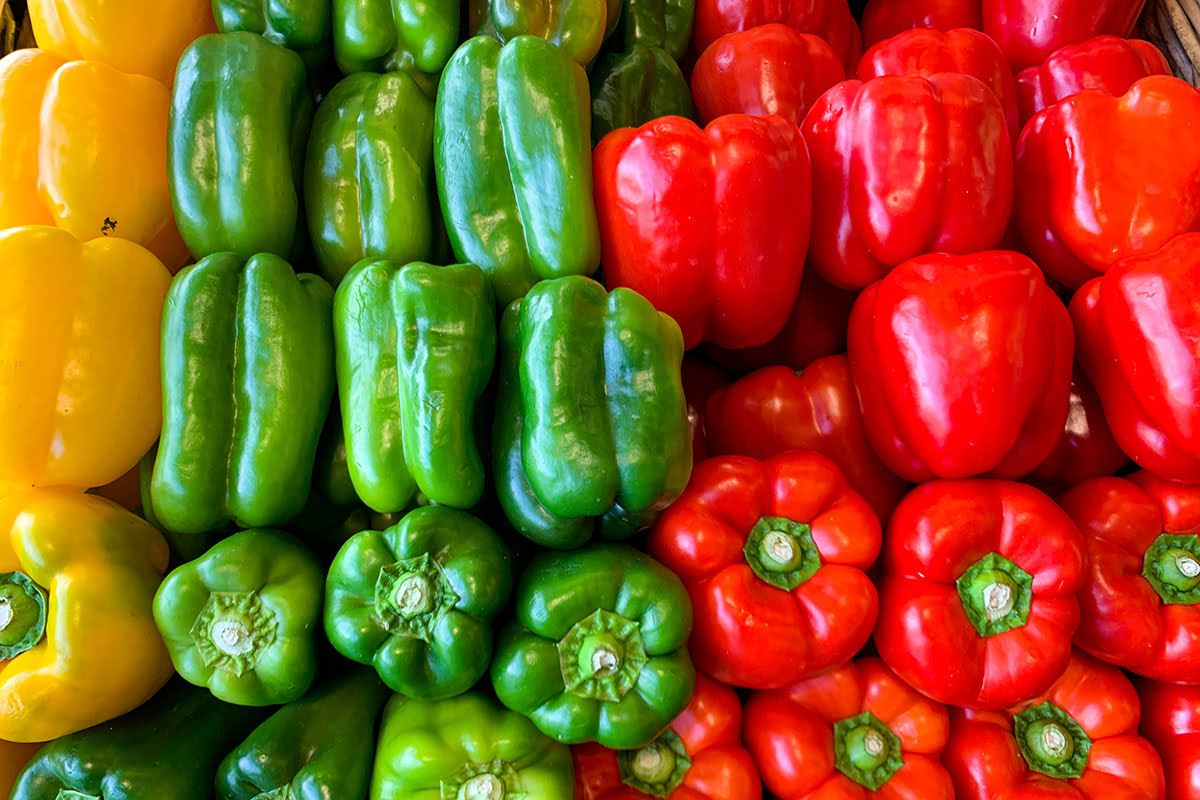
[
  {"xmin": 374, "ymin": 553, "xmax": 459, "ymax": 640},
  {"xmin": 190, "ymin": 591, "xmax": 277, "ymax": 676},
  {"xmin": 458, "ymin": 773, "xmax": 505, "ymax": 800},
  {"xmin": 1143, "ymin": 534, "xmax": 1200, "ymax": 604},
  {"xmin": 1013, "ymin": 702, "xmax": 1091, "ymax": 779},
  {"xmin": 956, "ymin": 553, "xmax": 1033, "ymax": 637},
  {"xmin": 557, "ymin": 609, "xmax": 648, "ymax": 701},
  {"xmin": 0, "ymin": 571, "xmax": 47, "ymax": 659},
  {"xmin": 742, "ymin": 517, "xmax": 821, "ymax": 590},
  {"xmin": 57, "ymin": 792, "xmax": 101, "ymax": 800},
  {"xmin": 833, "ymin": 713, "xmax": 903, "ymax": 790},
  {"xmin": 618, "ymin": 730, "xmax": 692, "ymax": 798}
]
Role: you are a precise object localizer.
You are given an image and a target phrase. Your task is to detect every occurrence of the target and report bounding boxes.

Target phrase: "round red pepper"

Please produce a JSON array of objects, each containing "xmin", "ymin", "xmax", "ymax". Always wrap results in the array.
[
  {"xmin": 647, "ymin": 451, "xmax": 880, "ymax": 689},
  {"xmin": 1028, "ymin": 366, "xmax": 1128, "ymax": 490},
  {"xmin": 692, "ymin": 0, "xmax": 862, "ymax": 74},
  {"xmin": 1138, "ymin": 679, "xmax": 1200, "ymax": 800}
]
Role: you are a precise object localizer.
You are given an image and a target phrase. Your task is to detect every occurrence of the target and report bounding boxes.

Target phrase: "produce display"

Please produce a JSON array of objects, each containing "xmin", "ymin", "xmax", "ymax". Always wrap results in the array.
[{"xmin": 5, "ymin": 0, "xmax": 1200, "ymax": 798}]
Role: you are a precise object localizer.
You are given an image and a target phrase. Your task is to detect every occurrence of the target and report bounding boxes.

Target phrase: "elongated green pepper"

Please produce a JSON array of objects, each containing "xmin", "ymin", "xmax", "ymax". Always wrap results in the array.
[
  {"xmin": 436, "ymin": 36, "xmax": 601, "ymax": 306},
  {"xmin": 214, "ymin": 0, "xmax": 332, "ymax": 67},
  {"xmin": 332, "ymin": 0, "xmax": 461, "ymax": 80},
  {"xmin": 151, "ymin": 253, "xmax": 335, "ymax": 534},
  {"xmin": 590, "ymin": 44, "xmax": 695, "ymax": 142}
]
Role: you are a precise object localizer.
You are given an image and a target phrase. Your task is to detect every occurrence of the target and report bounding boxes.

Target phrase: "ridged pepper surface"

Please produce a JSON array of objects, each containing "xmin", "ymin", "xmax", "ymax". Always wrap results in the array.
[
  {"xmin": 214, "ymin": 0, "xmax": 331, "ymax": 66},
  {"xmin": 469, "ymin": 0, "xmax": 621, "ymax": 65}
]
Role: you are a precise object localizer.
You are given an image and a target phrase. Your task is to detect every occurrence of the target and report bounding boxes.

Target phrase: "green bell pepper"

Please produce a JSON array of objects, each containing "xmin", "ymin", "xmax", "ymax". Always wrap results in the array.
[
  {"xmin": 334, "ymin": 259, "xmax": 496, "ymax": 512},
  {"xmin": 610, "ymin": 0, "xmax": 693, "ymax": 61},
  {"xmin": 170, "ymin": 32, "xmax": 314, "ymax": 262},
  {"xmin": 331, "ymin": 0, "xmax": 459, "ymax": 83},
  {"xmin": 491, "ymin": 544, "xmax": 695, "ymax": 749},
  {"xmin": 590, "ymin": 44, "xmax": 695, "ymax": 143},
  {"xmin": 370, "ymin": 692, "xmax": 574, "ymax": 799},
  {"xmin": 10, "ymin": 680, "xmax": 267, "ymax": 800},
  {"xmin": 153, "ymin": 528, "xmax": 325, "ymax": 706},
  {"xmin": 213, "ymin": 0, "xmax": 332, "ymax": 68},
  {"xmin": 216, "ymin": 668, "xmax": 389, "ymax": 800},
  {"xmin": 436, "ymin": 35, "xmax": 601, "ymax": 307},
  {"xmin": 151, "ymin": 253, "xmax": 335, "ymax": 534},
  {"xmin": 325, "ymin": 506, "xmax": 513, "ymax": 698},
  {"xmin": 468, "ymin": 0, "xmax": 621, "ymax": 65}
]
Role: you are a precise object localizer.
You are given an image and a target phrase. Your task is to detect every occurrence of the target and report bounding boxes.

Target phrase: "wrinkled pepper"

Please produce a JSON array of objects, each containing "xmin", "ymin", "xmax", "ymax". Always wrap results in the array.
[
  {"xmin": 589, "ymin": 45, "xmax": 695, "ymax": 144},
  {"xmin": 215, "ymin": 0, "xmax": 331, "ymax": 67},
  {"xmin": 1139, "ymin": 679, "xmax": 1200, "ymax": 800},
  {"xmin": 469, "ymin": 0, "xmax": 621, "ymax": 64},
  {"xmin": 332, "ymin": 0, "xmax": 461, "ymax": 78},
  {"xmin": 692, "ymin": 0, "xmax": 862, "ymax": 72}
]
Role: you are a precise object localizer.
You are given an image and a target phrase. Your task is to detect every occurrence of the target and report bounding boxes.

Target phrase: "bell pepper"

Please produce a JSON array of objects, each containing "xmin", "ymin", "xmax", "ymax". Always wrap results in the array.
[
  {"xmin": 1071, "ymin": 232, "xmax": 1200, "ymax": 482},
  {"xmin": 0, "ymin": 489, "xmax": 173, "ymax": 742},
  {"xmin": 848, "ymin": 251, "xmax": 1073, "ymax": 482},
  {"xmin": 334, "ymin": 259, "xmax": 495, "ymax": 513},
  {"xmin": 594, "ymin": 113, "xmax": 812, "ymax": 350},
  {"xmin": 214, "ymin": 0, "xmax": 331, "ymax": 66},
  {"xmin": 692, "ymin": 0, "xmax": 862, "ymax": 73},
  {"xmin": 0, "ymin": 226, "xmax": 170, "ymax": 495},
  {"xmin": 703, "ymin": 359, "xmax": 909, "ymax": 523},
  {"xmin": 875, "ymin": 480, "xmax": 1086, "ymax": 710},
  {"xmin": 573, "ymin": 673, "xmax": 761, "ymax": 800},
  {"xmin": 151, "ymin": 253, "xmax": 335, "ymax": 534},
  {"xmin": 690, "ymin": 24, "xmax": 846, "ymax": 128},
  {"xmin": 1029, "ymin": 366, "xmax": 1128, "ymax": 490},
  {"xmin": 744, "ymin": 657, "xmax": 954, "ymax": 799},
  {"xmin": 1139, "ymin": 679, "xmax": 1200, "ymax": 800},
  {"xmin": 11, "ymin": 679, "xmax": 267, "ymax": 800},
  {"xmin": 860, "ymin": 0, "xmax": 982, "ymax": 48},
  {"xmin": 611, "ymin": 0, "xmax": 694, "ymax": 61},
  {"xmin": 1058, "ymin": 472, "xmax": 1200, "ymax": 683},
  {"xmin": 153, "ymin": 528, "xmax": 324, "ymax": 706},
  {"xmin": 216, "ymin": 668, "xmax": 389, "ymax": 800},
  {"xmin": 169, "ymin": 32, "xmax": 314, "ymax": 262},
  {"xmin": 648, "ymin": 452, "xmax": 880, "ymax": 689},
  {"xmin": 468, "ymin": 0, "xmax": 621, "ymax": 65},
  {"xmin": 324, "ymin": 506, "xmax": 513, "ymax": 698},
  {"xmin": 856, "ymin": 27, "xmax": 1020, "ymax": 140},
  {"xmin": 804, "ymin": 75, "xmax": 1013, "ymax": 290},
  {"xmin": 371, "ymin": 691, "xmax": 575, "ymax": 799},
  {"xmin": 332, "ymin": 0, "xmax": 459, "ymax": 78},
  {"xmin": 681, "ymin": 358, "xmax": 728, "ymax": 463},
  {"xmin": 493, "ymin": 277, "xmax": 692, "ymax": 549},
  {"xmin": 1015, "ymin": 35, "xmax": 1170, "ymax": 127},
  {"xmin": 590, "ymin": 45, "xmax": 695, "ymax": 144},
  {"xmin": 304, "ymin": 72, "xmax": 439, "ymax": 286},
  {"xmin": 1015, "ymin": 75, "xmax": 1200, "ymax": 289},
  {"xmin": 0, "ymin": 50, "xmax": 188, "ymax": 270},
  {"xmin": 436, "ymin": 35, "xmax": 601, "ymax": 307},
  {"xmin": 491, "ymin": 544, "xmax": 695, "ymax": 749},
  {"xmin": 944, "ymin": 652, "xmax": 1166, "ymax": 798},
  {"xmin": 27, "ymin": 0, "xmax": 215, "ymax": 87},
  {"xmin": 981, "ymin": 0, "xmax": 1148, "ymax": 70}
]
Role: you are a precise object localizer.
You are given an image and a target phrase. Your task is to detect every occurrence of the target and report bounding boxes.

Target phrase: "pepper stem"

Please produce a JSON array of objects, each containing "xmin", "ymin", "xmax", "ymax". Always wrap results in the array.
[
  {"xmin": 618, "ymin": 730, "xmax": 692, "ymax": 798},
  {"xmin": 394, "ymin": 574, "xmax": 432, "ymax": 618},
  {"xmin": 833, "ymin": 712, "xmax": 904, "ymax": 790},
  {"xmin": 1143, "ymin": 534, "xmax": 1200, "ymax": 604},
  {"xmin": 252, "ymin": 788, "xmax": 293, "ymax": 800},
  {"xmin": 374, "ymin": 553, "xmax": 459, "ymax": 641},
  {"xmin": 459, "ymin": 774, "xmax": 505, "ymax": 800},
  {"xmin": 742, "ymin": 517, "xmax": 821, "ymax": 590},
  {"xmin": 558, "ymin": 609, "xmax": 648, "ymax": 701},
  {"xmin": 1013, "ymin": 702, "xmax": 1091, "ymax": 779},
  {"xmin": 190, "ymin": 591, "xmax": 276, "ymax": 676},
  {"xmin": 0, "ymin": 571, "xmax": 47, "ymax": 659},
  {"xmin": 956, "ymin": 553, "xmax": 1033, "ymax": 637}
]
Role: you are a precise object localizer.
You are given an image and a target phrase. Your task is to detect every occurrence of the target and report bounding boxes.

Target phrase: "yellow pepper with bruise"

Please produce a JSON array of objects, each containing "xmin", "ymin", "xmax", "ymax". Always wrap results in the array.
[{"xmin": 0, "ymin": 489, "xmax": 173, "ymax": 742}]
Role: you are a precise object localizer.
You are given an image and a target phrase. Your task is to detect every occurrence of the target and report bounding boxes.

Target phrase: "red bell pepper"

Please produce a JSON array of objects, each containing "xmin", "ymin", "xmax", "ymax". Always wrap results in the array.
[
  {"xmin": 803, "ymin": 75, "xmax": 1013, "ymax": 291},
  {"xmin": 573, "ymin": 673, "xmax": 761, "ymax": 800},
  {"xmin": 691, "ymin": 25, "xmax": 845, "ymax": 129},
  {"xmin": 860, "ymin": 0, "xmax": 983, "ymax": 49},
  {"xmin": 875, "ymin": 480, "xmax": 1087, "ymax": 710},
  {"xmin": 692, "ymin": 0, "xmax": 862, "ymax": 74},
  {"xmin": 1058, "ymin": 472, "xmax": 1200, "ymax": 683},
  {"xmin": 1029, "ymin": 366, "xmax": 1128, "ymax": 490},
  {"xmin": 594, "ymin": 114, "xmax": 812, "ymax": 351},
  {"xmin": 703, "ymin": 358, "xmax": 909, "ymax": 523},
  {"xmin": 848, "ymin": 251, "xmax": 1073, "ymax": 482},
  {"xmin": 1015, "ymin": 35, "xmax": 1170, "ymax": 127},
  {"xmin": 857, "ymin": 27, "xmax": 1020, "ymax": 141},
  {"xmin": 982, "ymin": 0, "xmax": 1147, "ymax": 70},
  {"xmin": 1071, "ymin": 232, "xmax": 1200, "ymax": 482},
  {"xmin": 744, "ymin": 657, "xmax": 954, "ymax": 799},
  {"xmin": 681, "ymin": 357, "xmax": 729, "ymax": 463},
  {"xmin": 944, "ymin": 652, "xmax": 1166, "ymax": 799},
  {"xmin": 1016, "ymin": 75, "xmax": 1200, "ymax": 289},
  {"xmin": 1138, "ymin": 679, "xmax": 1200, "ymax": 800},
  {"xmin": 647, "ymin": 451, "xmax": 879, "ymax": 689}
]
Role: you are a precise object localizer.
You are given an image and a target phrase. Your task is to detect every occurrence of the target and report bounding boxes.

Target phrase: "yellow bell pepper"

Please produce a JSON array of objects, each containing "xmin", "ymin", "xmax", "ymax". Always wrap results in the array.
[
  {"xmin": 0, "ymin": 489, "xmax": 173, "ymax": 742},
  {"xmin": 0, "ymin": 49, "xmax": 189, "ymax": 270},
  {"xmin": 27, "ymin": 0, "xmax": 215, "ymax": 87},
  {"xmin": 0, "ymin": 226, "xmax": 170, "ymax": 494}
]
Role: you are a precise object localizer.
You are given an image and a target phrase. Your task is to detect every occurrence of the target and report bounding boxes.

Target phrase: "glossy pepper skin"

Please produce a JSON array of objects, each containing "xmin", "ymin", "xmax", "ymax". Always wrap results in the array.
[
  {"xmin": 215, "ymin": 0, "xmax": 331, "ymax": 66},
  {"xmin": 590, "ymin": 45, "xmax": 695, "ymax": 144},
  {"xmin": 875, "ymin": 480, "xmax": 1086, "ymax": 710},
  {"xmin": 469, "ymin": 0, "xmax": 621, "ymax": 65},
  {"xmin": 332, "ymin": 0, "xmax": 460, "ymax": 79},
  {"xmin": 860, "ymin": 0, "xmax": 982, "ymax": 48},
  {"xmin": 335, "ymin": 260, "xmax": 495, "ymax": 512},
  {"xmin": 1139, "ymin": 680, "xmax": 1200, "ymax": 800},
  {"xmin": 0, "ymin": 227, "xmax": 170, "ymax": 495},
  {"xmin": 491, "ymin": 544, "xmax": 695, "ymax": 749},
  {"xmin": 0, "ymin": 489, "xmax": 174, "ymax": 742},
  {"xmin": 745, "ymin": 658, "xmax": 954, "ymax": 799},
  {"xmin": 0, "ymin": 50, "xmax": 188, "ymax": 270},
  {"xmin": 10, "ymin": 680, "xmax": 267, "ymax": 800},
  {"xmin": 494, "ymin": 277, "xmax": 692, "ymax": 549},
  {"xmin": 1016, "ymin": 76, "xmax": 1200, "ymax": 289},
  {"xmin": 1071, "ymin": 233, "xmax": 1200, "ymax": 482},
  {"xmin": 151, "ymin": 254, "xmax": 334, "ymax": 534},
  {"xmin": 216, "ymin": 669, "xmax": 389, "ymax": 800},
  {"xmin": 169, "ymin": 32, "xmax": 313, "ymax": 262},
  {"xmin": 611, "ymin": 0, "xmax": 694, "ymax": 61},
  {"xmin": 371, "ymin": 691, "xmax": 575, "ymax": 799},
  {"xmin": 691, "ymin": 25, "xmax": 845, "ymax": 128},
  {"xmin": 573, "ymin": 674, "xmax": 761, "ymax": 800},
  {"xmin": 1058, "ymin": 472, "xmax": 1200, "ymax": 683},
  {"xmin": 848, "ymin": 251, "xmax": 1073, "ymax": 482},
  {"xmin": 804, "ymin": 75, "xmax": 1013, "ymax": 291},
  {"xmin": 594, "ymin": 113, "xmax": 812, "ymax": 351},
  {"xmin": 153, "ymin": 528, "xmax": 324, "ymax": 706},
  {"xmin": 27, "ymin": 0, "xmax": 215, "ymax": 86},
  {"xmin": 693, "ymin": 0, "xmax": 862, "ymax": 72},
  {"xmin": 944, "ymin": 652, "xmax": 1166, "ymax": 799},
  {"xmin": 1029, "ymin": 367, "xmax": 1128, "ymax": 490},
  {"xmin": 325, "ymin": 507, "xmax": 513, "ymax": 698},
  {"xmin": 982, "ymin": 0, "xmax": 1147, "ymax": 70},
  {"xmin": 436, "ymin": 35, "xmax": 601, "ymax": 307},
  {"xmin": 648, "ymin": 452, "xmax": 881, "ymax": 689}
]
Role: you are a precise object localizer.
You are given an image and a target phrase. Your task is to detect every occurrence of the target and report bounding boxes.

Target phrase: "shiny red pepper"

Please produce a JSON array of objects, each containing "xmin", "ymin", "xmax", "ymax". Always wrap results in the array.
[
  {"xmin": 860, "ymin": 0, "xmax": 982, "ymax": 49},
  {"xmin": 1138, "ymin": 679, "xmax": 1200, "ymax": 800},
  {"xmin": 982, "ymin": 0, "xmax": 1148, "ymax": 70},
  {"xmin": 692, "ymin": 0, "xmax": 862, "ymax": 73},
  {"xmin": 1029, "ymin": 366, "xmax": 1128, "ymax": 491}
]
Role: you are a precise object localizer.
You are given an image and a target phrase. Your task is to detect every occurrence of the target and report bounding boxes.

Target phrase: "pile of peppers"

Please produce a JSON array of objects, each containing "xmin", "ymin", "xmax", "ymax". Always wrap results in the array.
[{"xmin": 3, "ymin": 0, "xmax": 1200, "ymax": 797}]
